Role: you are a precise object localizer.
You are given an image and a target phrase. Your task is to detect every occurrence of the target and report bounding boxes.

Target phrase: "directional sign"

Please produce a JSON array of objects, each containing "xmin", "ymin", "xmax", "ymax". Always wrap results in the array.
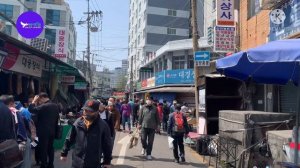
[{"xmin": 195, "ymin": 51, "xmax": 210, "ymax": 61}]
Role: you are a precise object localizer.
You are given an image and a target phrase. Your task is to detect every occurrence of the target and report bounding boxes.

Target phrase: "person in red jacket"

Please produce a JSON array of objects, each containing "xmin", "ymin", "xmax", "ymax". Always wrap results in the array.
[{"xmin": 157, "ymin": 103, "xmax": 163, "ymax": 123}]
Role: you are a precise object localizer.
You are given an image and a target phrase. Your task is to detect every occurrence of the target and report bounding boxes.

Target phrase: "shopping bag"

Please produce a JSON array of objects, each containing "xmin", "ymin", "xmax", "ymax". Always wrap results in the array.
[
  {"xmin": 129, "ymin": 129, "xmax": 140, "ymax": 149},
  {"xmin": 168, "ymin": 136, "xmax": 174, "ymax": 149}
]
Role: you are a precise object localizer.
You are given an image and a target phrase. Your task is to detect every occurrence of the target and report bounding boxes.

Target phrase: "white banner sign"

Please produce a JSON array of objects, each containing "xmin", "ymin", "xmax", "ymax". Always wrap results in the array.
[
  {"xmin": 214, "ymin": 26, "xmax": 235, "ymax": 52},
  {"xmin": 61, "ymin": 76, "xmax": 75, "ymax": 84},
  {"xmin": 13, "ymin": 53, "xmax": 43, "ymax": 77},
  {"xmin": 217, "ymin": 0, "xmax": 235, "ymax": 26},
  {"xmin": 54, "ymin": 29, "xmax": 68, "ymax": 62}
]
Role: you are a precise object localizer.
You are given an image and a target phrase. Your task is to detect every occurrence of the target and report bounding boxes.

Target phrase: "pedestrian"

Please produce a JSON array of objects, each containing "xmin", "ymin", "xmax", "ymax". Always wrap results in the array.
[
  {"xmin": 181, "ymin": 102, "xmax": 189, "ymax": 113},
  {"xmin": 29, "ymin": 93, "xmax": 60, "ymax": 168},
  {"xmin": 60, "ymin": 99, "xmax": 112, "ymax": 168},
  {"xmin": 0, "ymin": 95, "xmax": 16, "ymax": 142},
  {"xmin": 138, "ymin": 97, "xmax": 160, "ymax": 160},
  {"xmin": 167, "ymin": 104, "xmax": 190, "ymax": 163},
  {"xmin": 121, "ymin": 99, "xmax": 132, "ymax": 132},
  {"xmin": 99, "ymin": 103, "xmax": 115, "ymax": 138},
  {"xmin": 1, "ymin": 95, "xmax": 29, "ymax": 168},
  {"xmin": 162, "ymin": 100, "xmax": 170, "ymax": 132},
  {"xmin": 107, "ymin": 101, "xmax": 121, "ymax": 132},
  {"xmin": 170, "ymin": 100, "xmax": 177, "ymax": 113},
  {"xmin": 132, "ymin": 99, "xmax": 140, "ymax": 127},
  {"xmin": 138, "ymin": 99, "xmax": 145, "ymax": 116}
]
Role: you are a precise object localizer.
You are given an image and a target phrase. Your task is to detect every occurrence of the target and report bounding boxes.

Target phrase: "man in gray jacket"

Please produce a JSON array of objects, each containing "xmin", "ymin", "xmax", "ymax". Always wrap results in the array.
[{"xmin": 138, "ymin": 97, "xmax": 160, "ymax": 160}]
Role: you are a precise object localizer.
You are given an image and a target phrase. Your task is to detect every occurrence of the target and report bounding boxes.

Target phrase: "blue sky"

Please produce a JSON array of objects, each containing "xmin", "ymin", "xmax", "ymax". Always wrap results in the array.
[{"xmin": 66, "ymin": 0, "xmax": 129, "ymax": 71}]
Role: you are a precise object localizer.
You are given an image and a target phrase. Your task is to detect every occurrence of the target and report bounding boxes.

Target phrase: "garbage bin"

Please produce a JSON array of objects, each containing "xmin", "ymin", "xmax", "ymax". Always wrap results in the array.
[{"xmin": 54, "ymin": 124, "xmax": 71, "ymax": 150}]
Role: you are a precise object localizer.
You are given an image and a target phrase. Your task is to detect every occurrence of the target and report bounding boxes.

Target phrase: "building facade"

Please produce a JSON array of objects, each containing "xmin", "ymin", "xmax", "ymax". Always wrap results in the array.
[
  {"xmin": 128, "ymin": 0, "xmax": 199, "ymax": 82},
  {"xmin": 0, "ymin": 0, "xmax": 77, "ymax": 65},
  {"xmin": 110, "ymin": 67, "xmax": 123, "ymax": 89},
  {"xmin": 122, "ymin": 59, "xmax": 129, "ymax": 76}
]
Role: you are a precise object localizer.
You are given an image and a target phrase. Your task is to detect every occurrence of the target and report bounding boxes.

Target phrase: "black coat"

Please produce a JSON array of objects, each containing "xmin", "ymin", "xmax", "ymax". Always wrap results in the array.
[
  {"xmin": 101, "ymin": 111, "xmax": 115, "ymax": 138},
  {"xmin": 0, "ymin": 102, "xmax": 15, "ymax": 142},
  {"xmin": 61, "ymin": 116, "xmax": 113, "ymax": 168},
  {"xmin": 28, "ymin": 101, "xmax": 60, "ymax": 137}
]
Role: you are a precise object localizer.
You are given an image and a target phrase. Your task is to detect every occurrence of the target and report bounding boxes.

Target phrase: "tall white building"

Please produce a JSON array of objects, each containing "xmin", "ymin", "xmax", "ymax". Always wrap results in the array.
[
  {"xmin": 128, "ymin": 0, "xmax": 193, "ymax": 82},
  {"xmin": 121, "ymin": 59, "xmax": 128, "ymax": 76},
  {"xmin": 0, "ymin": 0, "xmax": 77, "ymax": 65},
  {"xmin": 110, "ymin": 67, "xmax": 123, "ymax": 89}
]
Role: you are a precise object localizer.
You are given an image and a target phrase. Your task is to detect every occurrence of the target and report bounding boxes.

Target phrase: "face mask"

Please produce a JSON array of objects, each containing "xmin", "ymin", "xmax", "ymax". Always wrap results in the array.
[
  {"xmin": 83, "ymin": 114, "xmax": 97, "ymax": 121},
  {"xmin": 146, "ymin": 100, "xmax": 152, "ymax": 105}
]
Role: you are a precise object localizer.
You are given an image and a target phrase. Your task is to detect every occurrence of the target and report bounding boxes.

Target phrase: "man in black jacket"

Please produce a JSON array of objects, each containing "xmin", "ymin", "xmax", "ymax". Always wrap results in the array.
[
  {"xmin": 28, "ymin": 93, "xmax": 59, "ymax": 168},
  {"xmin": 60, "ymin": 99, "xmax": 112, "ymax": 168},
  {"xmin": 99, "ymin": 103, "xmax": 115, "ymax": 138}
]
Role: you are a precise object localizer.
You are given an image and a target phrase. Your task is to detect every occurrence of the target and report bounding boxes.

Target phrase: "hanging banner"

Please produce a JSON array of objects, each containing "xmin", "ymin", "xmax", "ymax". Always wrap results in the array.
[
  {"xmin": 147, "ymin": 77, "xmax": 155, "ymax": 88},
  {"xmin": 214, "ymin": 26, "xmax": 236, "ymax": 52},
  {"xmin": 1, "ymin": 43, "xmax": 44, "ymax": 77},
  {"xmin": 217, "ymin": 0, "xmax": 235, "ymax": 26},
  {"xmin": 74, "ymin": 82, "xmax": 87, "ymax": 90},
  {"xmin": 61, "ymin": 76, "xmax": 75, "ymax": 84},
  {"xmin": 54, "ymin": 29, "xmax": 68, "ymax": 62}
]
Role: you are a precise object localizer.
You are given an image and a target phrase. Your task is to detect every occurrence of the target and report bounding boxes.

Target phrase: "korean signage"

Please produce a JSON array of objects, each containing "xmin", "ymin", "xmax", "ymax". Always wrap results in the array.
[
  {"xmin": 214, "ymin": 26, "xmax": 235, "ymax": 52},
  {"xmin": 1, "ymin": 43, "xmax": 44, "ymax": 77},
  {"xmin": 269, "ymin": 0, "xmax": 300, "ymax": 41},
  {"xmin": 74, "ymin": 82, "xmax": 87, "ymax": 90},
  {"xmin": 155, "ymin": 69, "xmax": 195, "ymax": 86},
  {"xmin": 194, "ymin": 51, "xmax": 210, "ymax": 67},
  {"xmin": 217, "ymin": 0, "xmax": 235, "ymax": 26},
  {"xmin": 54, "ymin": 29, "xmax": 68, "ymax": 62},
  {"xmin": 61, "ymin": 76, "xmax": 75, "ymax": 84},
  {"xmin": 147, "ymin": 77, "xmax": 155, "ymax": 88},
  {"xmin": 112, "ymin": 92, "xmax": 125, "ymax": 97}
]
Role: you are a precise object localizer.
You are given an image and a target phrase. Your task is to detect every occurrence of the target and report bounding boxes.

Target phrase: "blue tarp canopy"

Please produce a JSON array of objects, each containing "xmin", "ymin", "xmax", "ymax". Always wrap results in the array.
[{"xmin": 216, "ymin": 39, "xmax": 300, "ymax": 85}]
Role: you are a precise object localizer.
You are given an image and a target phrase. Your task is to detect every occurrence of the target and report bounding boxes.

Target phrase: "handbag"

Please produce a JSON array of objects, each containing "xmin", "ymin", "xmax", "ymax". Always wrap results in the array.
[
  {"xmin": 55, "ymin": 120, "xmax": 63, "ymax": 139},
  {"xmin": 0, "ymin": 139, "xmax": 23, "ymax": 168}
]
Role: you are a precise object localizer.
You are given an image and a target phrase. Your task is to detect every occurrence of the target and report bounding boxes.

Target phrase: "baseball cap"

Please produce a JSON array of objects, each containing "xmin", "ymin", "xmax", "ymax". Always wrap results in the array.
[{"xmin": 82, "ymin": 99, "xmax": 100, "ymax": 112}]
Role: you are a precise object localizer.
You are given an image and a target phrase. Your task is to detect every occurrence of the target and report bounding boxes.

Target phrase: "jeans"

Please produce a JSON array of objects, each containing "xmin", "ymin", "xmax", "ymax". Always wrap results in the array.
[
  {"xmin": 141, "ymin": 128, "xmax": 156, "ymax": 155},
  {"xmin": 122, "ymin": 115, "xmax": 131, "ymax": 131},
  {"xmin": 172, "ymin": 134, "xmax": 185, "ymax": 160},
  {"xmin": 21, "ymin": 138, "xmax": 32, "ymax": 168},
  {"xmin": 162, "ymin": 117, "xmax": 168, "ymax": 132}
]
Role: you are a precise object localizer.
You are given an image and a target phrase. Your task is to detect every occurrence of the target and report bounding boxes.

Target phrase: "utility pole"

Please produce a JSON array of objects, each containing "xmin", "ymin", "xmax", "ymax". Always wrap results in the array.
[
  {"xmin": 192, "ymin": 0, "xmax": 200, "ymax": 129},
  {"xmin": 130, "ymin": 56, "xmax": 133, "ymax": 100},
  {"xmin": 87, "ymin": 0, "xmax": 93, "ymax": 94},
  {"xmin": 82, "ymin": 51, "xmax": 86, "ymax": 76}
]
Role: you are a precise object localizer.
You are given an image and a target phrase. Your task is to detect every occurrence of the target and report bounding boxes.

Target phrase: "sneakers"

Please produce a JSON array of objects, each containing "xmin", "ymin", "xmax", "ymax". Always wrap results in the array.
[
  {"xmin": 147, "ymin": 155, "xmax": 152, "ymax": 160},
  {"xmin": 141, "ymin": 149, "xmax": 146, "ymax": 155},
  {"xmin": 180, "ymin": 157, "xmax": 186, "ymax": 163}
]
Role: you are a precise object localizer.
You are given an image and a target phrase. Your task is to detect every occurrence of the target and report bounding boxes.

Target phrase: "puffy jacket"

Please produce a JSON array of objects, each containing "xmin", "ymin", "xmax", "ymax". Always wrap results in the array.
[{"xmin": 61, "ymin": 116, "xmax": 112, "ymax": 168}]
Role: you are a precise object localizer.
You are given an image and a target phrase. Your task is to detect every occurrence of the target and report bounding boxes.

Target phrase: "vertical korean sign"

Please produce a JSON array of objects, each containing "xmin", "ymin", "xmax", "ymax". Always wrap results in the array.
[
  {"xmin": 217, "ymin": 0, "xmax": 235, "ymax": 26},
  {"xmin": 214, "ymin": 26, "xmax": 235, "ymax": 52},
  {"xmin": 54, "ymin": 29, "xmax": 68, "ymax": 62}
]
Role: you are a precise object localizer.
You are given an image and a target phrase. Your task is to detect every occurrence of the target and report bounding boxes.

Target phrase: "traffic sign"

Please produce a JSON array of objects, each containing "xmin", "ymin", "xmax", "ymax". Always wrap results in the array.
[{"xmin": 195, "ymin": 51, "xmax": 211, "ymax": 67}]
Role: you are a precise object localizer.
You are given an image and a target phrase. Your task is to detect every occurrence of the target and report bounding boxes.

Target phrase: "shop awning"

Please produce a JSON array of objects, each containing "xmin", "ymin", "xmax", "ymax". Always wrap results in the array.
[
  {"xmin": 134, "ymin": 86, "xmax": 195, "ymax": 94},
  {"xmin": 0, "ymin": 32, "xmax": 87, "ymax": 82}
]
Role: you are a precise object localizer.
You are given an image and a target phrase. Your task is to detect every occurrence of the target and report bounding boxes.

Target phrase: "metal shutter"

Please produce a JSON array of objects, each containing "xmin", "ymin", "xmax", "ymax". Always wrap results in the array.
[{"xmin": 280, "ymin": 83, "xmax": 297, "ymax": 113}]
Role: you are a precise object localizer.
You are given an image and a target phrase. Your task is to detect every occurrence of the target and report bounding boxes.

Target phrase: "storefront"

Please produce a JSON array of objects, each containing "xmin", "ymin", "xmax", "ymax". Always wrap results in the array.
[{"xmin": 0, "ymin": 32, "xmax": 88, "ymax": 107}]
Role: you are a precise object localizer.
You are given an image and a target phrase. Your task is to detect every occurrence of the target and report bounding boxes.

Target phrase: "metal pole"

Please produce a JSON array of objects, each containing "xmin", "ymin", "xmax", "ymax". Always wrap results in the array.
[
  {"xmin": 191, "ymin": 0, "xmax": 200, "ymax": 129},
  {"xmin": 295, "ymin": 73, "xmax": 300, "ymax": 165},
  {"xmin": 87, "ymin": 0, "xmax": 93, "ymax": 94}
]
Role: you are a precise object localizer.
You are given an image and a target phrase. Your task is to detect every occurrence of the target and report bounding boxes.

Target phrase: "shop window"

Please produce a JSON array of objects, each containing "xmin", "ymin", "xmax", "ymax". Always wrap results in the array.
[
  {"xmin": 173, "ymin": 56, "xmax": 185, "ymax": 70},
  {"xmin": 0, "ymin": 4, "xmax": 13, "ymax": 19},
  {"xmin": 248, "ymin": 0, "xmax": 261, "ymax": 19},
  {"xmin": 46, "ymin": 9, "xmax": 60, "ymax": 26}
]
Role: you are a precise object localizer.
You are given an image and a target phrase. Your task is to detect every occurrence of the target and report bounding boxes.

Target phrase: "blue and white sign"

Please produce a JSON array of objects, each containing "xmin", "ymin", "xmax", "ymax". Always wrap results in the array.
[
  {"xmin": 195, "ymin": 51, "xmax": 210, "ymax": 66},
  {"xmin": 155, "ymin": 69, "xmax": 194, "ymax": 86},
  {"xmin": 269, "ymin": 0, "xmax": 300, "ymax": 41}
]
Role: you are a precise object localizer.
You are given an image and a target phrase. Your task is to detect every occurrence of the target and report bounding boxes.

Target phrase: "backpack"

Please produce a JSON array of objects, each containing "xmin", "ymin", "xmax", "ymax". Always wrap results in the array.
[{"xmin": 173, "ymin": 112, "xmax": 185, "ymax": 133}]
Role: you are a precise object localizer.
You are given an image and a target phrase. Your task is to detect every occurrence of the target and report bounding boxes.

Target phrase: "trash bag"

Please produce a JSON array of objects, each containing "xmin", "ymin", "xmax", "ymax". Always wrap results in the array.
[{"xmin": 168, "ymin": 136, "xmax": 174, "ymax": 149}]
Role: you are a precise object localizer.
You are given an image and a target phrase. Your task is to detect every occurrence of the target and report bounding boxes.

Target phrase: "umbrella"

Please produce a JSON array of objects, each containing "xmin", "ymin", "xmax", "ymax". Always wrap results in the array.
[{"xmin": 216, "ymin": 39, "xmax": 300, "ymax": 165}]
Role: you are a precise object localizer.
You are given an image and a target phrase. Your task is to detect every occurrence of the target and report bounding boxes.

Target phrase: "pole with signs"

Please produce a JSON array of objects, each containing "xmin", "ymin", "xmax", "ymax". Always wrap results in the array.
[{"xmin": 191, "ymin": 0, "xmax": 200, "ymax": 131}]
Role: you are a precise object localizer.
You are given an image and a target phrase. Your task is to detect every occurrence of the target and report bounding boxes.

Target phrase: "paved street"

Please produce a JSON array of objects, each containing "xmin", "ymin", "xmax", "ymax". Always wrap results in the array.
[{"xmin": 53, "ymin": 131, "xmax": 208, "ymax": 168}]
